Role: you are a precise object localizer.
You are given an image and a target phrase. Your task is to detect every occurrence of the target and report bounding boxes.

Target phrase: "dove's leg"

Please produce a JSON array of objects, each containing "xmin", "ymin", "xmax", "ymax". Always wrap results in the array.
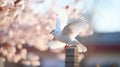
[{"xmin": 65, "ymin": 43, "xmax": 70, "ymax": 48}]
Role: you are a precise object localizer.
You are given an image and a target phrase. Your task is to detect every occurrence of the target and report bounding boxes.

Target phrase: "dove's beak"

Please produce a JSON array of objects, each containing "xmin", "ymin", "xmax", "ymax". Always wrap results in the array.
[{"xmin": 50, "ymin": 31, "xmax": 52, "ymax": 34}]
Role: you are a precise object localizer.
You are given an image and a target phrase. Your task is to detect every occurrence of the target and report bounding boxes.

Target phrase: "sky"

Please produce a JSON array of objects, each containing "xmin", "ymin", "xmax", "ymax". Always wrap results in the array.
[{"xmin": 31, "ymin": 0, "xmax": 120, "ymax": 33}]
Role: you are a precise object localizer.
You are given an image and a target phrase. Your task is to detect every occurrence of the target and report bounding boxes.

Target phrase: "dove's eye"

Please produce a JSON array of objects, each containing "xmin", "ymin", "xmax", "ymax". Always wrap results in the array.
[
  {"xmin": 50, "ymin": 30, "xmax": 55, "ymax": 34},
  {"xmin": 52, "ymin": 30, "xmax": 55, "ymax": 32}
]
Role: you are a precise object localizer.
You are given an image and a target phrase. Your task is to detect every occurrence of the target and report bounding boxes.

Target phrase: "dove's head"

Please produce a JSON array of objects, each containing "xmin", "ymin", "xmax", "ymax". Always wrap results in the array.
[{"xmin": 50, "ymin": 29, "xmax": 60, "ymax": 36}]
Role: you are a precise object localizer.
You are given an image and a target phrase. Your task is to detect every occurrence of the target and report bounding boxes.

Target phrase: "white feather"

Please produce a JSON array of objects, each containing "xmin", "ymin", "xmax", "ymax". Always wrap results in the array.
[
  {"xmin": 48, "ymin": 38, "xmax": 66, "ymax": 49},
  {"xmin": 56, "ymin": 8, "xmax": 68, "ymax": 31}
]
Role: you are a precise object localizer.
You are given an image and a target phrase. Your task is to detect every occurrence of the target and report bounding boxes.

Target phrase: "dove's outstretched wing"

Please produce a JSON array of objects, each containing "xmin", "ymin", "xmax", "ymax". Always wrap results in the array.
[
  {"xmin": 78, "ymin": 23, "xmax": 93, "ymax": 37},
  {"xmin": 56, "ymin": 8, "xmax": 68, "ymax": 31},
  {"xmin": 48, "ymin": 38, "xmax": 66, "ymax": 49},
  {"xmin": 62, "ymin": 14, "xmax": 87, "ymax": 39}
]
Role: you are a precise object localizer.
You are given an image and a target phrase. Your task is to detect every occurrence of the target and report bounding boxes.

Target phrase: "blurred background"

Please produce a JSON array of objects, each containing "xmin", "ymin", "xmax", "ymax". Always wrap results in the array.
[{"xmin": 0, "ymin": 0, "xmax": 120, "ymax": 67}]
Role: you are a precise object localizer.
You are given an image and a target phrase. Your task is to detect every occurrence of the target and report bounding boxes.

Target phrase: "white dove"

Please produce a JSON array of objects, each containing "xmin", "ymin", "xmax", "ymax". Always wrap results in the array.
[{"xmin": 48, "ymin": 7, "xmax": 87, "ymax": 52}]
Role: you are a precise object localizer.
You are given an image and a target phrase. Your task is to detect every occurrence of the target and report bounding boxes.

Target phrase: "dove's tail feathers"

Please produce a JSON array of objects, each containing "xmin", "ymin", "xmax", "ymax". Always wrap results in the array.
[
  {"xmin": 69, "ymin": 39, "xmax": 87, "ymax": 52},
  {"xmin": 48, "ymin": 40, "xmax": 66, "ymax": 49},
  {"xmin": 76, "ymin": 43, "xmax": 87, "ymax": 52}
]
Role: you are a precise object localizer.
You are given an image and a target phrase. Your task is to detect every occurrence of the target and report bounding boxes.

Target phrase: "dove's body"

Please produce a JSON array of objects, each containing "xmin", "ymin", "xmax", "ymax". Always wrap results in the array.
[
  {"xmin": 52, "ymin": 30, "xmax": 70, "ymax": 43},
  {"xmin": 52, "ymin": 29, "xmax": 79, "ymax": 46},
  {"xmin": 50, "ymin": 29, "xmax": 87, "ymax": 52}
]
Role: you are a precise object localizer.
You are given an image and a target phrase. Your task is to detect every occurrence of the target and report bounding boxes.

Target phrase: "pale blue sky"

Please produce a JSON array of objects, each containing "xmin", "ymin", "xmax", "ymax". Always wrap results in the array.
[
  {"xmin": 30, "ymin": 0, "xmax": 83, "ymax": 13},
  {"xmin": 31, "ymin": 0, "xmax": 120, "ymax": 33}
]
